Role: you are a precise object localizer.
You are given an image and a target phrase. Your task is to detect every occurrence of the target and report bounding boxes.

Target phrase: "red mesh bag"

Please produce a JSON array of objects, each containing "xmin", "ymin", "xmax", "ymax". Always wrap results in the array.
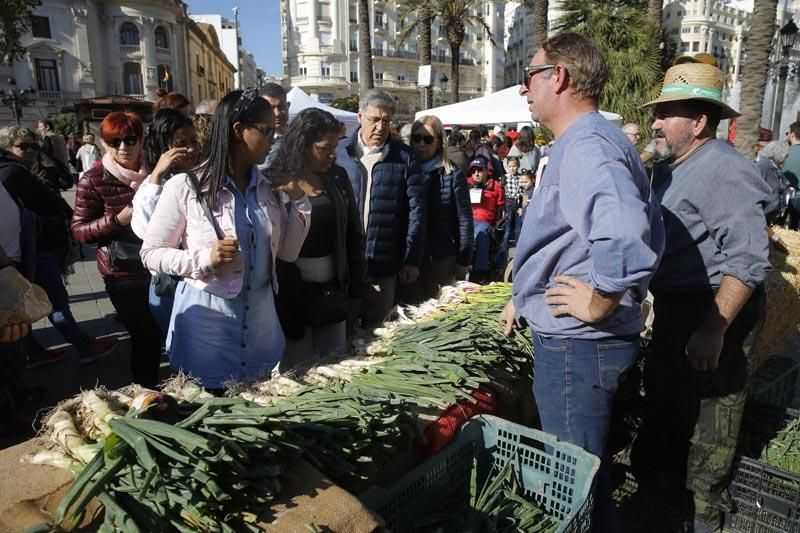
[{"xmin": 416, "ymin": 389, "xmax": 498, "ymax": 457}]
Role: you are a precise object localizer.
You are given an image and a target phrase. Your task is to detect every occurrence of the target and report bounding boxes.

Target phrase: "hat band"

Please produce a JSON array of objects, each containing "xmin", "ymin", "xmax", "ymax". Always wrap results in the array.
[{"xmin": 662, "ymin": 84, "xmax": 722, "ymax": 100}]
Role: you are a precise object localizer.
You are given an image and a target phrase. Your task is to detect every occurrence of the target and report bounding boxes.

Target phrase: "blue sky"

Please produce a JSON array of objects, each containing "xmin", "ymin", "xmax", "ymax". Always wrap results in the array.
[{"xmin": 186, "ymin": 0, "xmax": 283, "ymax": 75}]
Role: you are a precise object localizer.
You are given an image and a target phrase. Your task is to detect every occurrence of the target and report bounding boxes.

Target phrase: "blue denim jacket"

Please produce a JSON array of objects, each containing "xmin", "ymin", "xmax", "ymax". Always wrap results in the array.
[{"xmin": 513, "ymin": 111, "xmax": 665, "ymax": 339}]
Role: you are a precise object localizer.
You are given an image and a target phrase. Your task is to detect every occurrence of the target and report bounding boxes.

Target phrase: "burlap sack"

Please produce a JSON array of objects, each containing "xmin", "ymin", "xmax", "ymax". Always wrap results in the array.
[{"xmin": 0, "ymin": 267, "xmax": 52, "ymax": 326}]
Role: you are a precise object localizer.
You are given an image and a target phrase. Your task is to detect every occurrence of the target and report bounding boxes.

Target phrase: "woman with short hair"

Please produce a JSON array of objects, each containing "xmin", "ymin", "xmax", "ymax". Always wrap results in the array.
[{"xmin": 71, "ymin": 112, "xmax": 160, "ymax": 387}]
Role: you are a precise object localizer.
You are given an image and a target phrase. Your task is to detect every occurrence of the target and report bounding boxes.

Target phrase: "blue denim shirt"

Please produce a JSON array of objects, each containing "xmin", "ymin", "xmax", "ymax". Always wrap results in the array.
[{"xmin": 512, "ymin": 111, "xmax": 665, "ymax": 339}]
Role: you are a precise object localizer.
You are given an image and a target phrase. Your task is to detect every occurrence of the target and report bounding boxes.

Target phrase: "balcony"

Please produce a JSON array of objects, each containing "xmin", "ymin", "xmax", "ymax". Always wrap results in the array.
[
  {"xmin": 374, "ymin": 50, "xmax": 418, "ymax": 60},
  {"xmin": 123, "ymin": 94, "xmax": 147, "ymax": 101},
  {"xmin": 374, "ymin": 22, "xmax": 387, "ymax": 34},
  {"xmin": 119, "ymin": 44, "xmax": 141, "ymax": 55},
  {"xmin": 373, "ymin": 49, "xmax": 385, "ymax": 57},
  {"xmin": 155, "ymin": 46, "xmax": 170, "ymax": 57},
  {"xmin": 35, "ymin": 90, "xmax": 82, "ymax": 103},
  {"xmin": 374, "ymin": 79, "xmax": 418, "ymax": 90}
]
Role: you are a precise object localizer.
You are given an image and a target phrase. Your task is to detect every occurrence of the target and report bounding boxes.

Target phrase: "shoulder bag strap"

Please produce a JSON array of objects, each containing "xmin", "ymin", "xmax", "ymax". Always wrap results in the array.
[{"xmin": 187, "ymin": 171, "xmax": 225, "ymax": 240}]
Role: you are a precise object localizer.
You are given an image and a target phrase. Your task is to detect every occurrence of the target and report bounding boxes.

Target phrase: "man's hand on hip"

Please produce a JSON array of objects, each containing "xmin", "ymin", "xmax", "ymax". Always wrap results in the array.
[{"xmin": 545, "ymin": 275, "xmax": 623, "ymax": 323}]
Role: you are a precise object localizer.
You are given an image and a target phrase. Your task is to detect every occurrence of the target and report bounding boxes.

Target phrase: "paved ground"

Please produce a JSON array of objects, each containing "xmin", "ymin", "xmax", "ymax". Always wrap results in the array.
[{"xmin": 0, "ymin": 189, "xmax": 170, "ymax": 449}]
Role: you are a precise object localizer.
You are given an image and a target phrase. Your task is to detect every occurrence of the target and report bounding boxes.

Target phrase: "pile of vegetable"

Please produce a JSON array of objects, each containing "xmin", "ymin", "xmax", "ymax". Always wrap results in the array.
[
  {"xmin": 411, "ymin": 458, "xmax": 559, "ymax": 533},
  {"xmin": 26, "ymin": 282, "xmax": 536, "ymax": 531},
  {"xmin": 760, "ymin": 415, "xmax": 800, "ymax": 475}
]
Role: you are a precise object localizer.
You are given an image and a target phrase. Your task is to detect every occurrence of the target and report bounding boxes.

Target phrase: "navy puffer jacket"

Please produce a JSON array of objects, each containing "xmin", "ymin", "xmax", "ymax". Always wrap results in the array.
[
  {"xmin": 339, "ymin": 131, "xmax": 426, "ymax": 278},
  {"xmin": 425, "ymin": 164, "xmax": 474, "ymax": 267}
]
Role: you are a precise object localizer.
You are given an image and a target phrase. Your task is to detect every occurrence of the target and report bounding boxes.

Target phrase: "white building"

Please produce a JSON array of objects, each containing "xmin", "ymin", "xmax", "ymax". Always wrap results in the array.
[
  {"xmin": 1, "ymin": 0, "xmax": 191, "ymax": 125},
  {"xmin": 280, "ymin": 0, "xmax": 506, "ymax": 118},
  {"xmin": 191, "ymin": 13, "xmax": 259, "ymax": 89}
]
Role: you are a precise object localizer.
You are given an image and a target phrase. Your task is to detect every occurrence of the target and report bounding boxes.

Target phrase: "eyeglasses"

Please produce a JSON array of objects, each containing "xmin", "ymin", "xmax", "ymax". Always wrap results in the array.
[
  {"xmin": 411, "ymin": 133, "xmax": 435, "ymax": 145},
  {"xmin": 107, "ymin": 136, "xmax": 139, "ymax": 148},
  {"xmin": 365, "ymin": 115, "xmax": 391, "ymax": 126},
  {"xmin": 247, "ymin": 124, "xmax": 275, "ymax": 138},
  {"xmin": 521, "ymin": 64, "xmax": 556, "ymax": 86},
  {"xmin": 12, "ymin": 142, "xmax": 38, "ymax": 152}
]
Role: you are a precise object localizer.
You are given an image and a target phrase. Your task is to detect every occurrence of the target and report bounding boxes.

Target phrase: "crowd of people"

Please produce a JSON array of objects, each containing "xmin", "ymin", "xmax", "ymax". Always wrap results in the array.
[{"xmin": 0, "ymin": 29, "xmax": 793, "ymax": 533}]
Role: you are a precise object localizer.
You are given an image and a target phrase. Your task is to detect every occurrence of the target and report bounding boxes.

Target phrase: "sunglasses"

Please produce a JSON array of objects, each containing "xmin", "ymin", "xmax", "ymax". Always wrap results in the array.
[
  {"xmin": 411, "ymin": 133, "xmax": 435, "ymax": 145},
  {"xmin": 12, "ymin": 142, "xmax": 38, "ymax": 151},
  {"xmin": 107, "ymin": 136, "xmax": 139, "ymax": 148},
  {"xmin": 521, "ymin": 64, "xmax": 556, "ymax": 86},
  {"xmin": 247, "ymin": 124, "xmax": 275, "ymax": 138}
]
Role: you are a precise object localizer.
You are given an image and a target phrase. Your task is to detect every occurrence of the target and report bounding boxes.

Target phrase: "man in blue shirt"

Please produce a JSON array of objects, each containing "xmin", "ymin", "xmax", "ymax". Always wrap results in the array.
[{"xmin": 499, "ymin": 33, "xmax": 664, "ymax": 533}]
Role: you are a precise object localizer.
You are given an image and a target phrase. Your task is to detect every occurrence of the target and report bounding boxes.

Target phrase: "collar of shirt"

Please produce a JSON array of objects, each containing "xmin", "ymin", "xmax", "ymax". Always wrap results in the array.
[
  {"xmin": 357, "ymin": 134, "xmax": 386, "ymax": 156},
  {"xmin": 222, "ymin": 168, "xmax": 259, "ymax": 194}
]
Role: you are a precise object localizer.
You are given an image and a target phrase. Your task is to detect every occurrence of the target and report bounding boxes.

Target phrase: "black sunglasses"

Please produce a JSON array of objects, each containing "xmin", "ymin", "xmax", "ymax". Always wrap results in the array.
[
  {"xmin": 107, "ymin": 136, "xmax": 139, "ymax": 148},
  {"xmin": 411, "ymin": 133, "xmax": 435, "ymax": 145},
  {"xmin": 13, "ymin": 142, "xmax": 38, "ymax": 151},
  {"xmin": 521, "ymin": 64, "xmax": 556, "ymax": 85},
  {"xmin": 247, "ymin": 124, "xmax": 275, "ymax": 139}
]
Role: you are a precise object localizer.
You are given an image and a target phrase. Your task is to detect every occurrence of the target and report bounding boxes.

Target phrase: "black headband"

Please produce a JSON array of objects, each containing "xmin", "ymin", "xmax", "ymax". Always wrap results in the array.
[{"xmin": 231, "ymin": 87, "xmax": 258, "ymax": 123}]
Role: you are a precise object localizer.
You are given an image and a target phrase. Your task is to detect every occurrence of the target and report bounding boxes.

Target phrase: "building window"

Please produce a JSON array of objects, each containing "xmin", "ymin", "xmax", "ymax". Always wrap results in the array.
[
  {"xmin": 375, "ymin": 71, "xmax": 383, "ymax": 80},
  {"xmin": 680, "ymin": 42, "xmax": 689, "ymax": 52},
  {"xmin": 31, "ymin": 16, "xmax": 51, "ymax": 39},
  {"xmin": 123, "ymin": 62, "xmax": 143, "ymax": 94},
  {"xmin": 351, "ymin": 71, "xmax": 358, "ymax": 82},
  {"xmin": 397, "ymin": 73, "xmax": 405, "ymax": 81},
  {"xmin": 692, "ymin": 41, "xmax": 700, "ymax": 52},
  {"xmin": 350, "ymin": 38, "xmax": 358, "ymax": 51},
  {"xmin": 319, "ymin": 92, "xmax": 334, "ymax": 104},
  {"xmin": 35, "ymin": 59, "xmax": 59, "ymax": 91},
  {"xmin": 299, "ymin": 66, "xmax": 307, "ymax": 76},
  {"xmin": 318, "ymin": 2, "xmax": 331, "ymax": 19},
  {"xmin": 120, "ymin": 22, "xmax": 140, "ymax": 45},
  {"xmin": 155, "ymin": 26, "xmax": 169, "ymax": 49},
  {"xmin": 321, "ymin": 63, "xmax": 331, "ymax": 77},
  {"xmin": 681, "ymin": 27, "xmax": 691, "ymax": 34},
  {"xmin": 158, "ymin": 64, "xmax": 173, "ymax": 91},
  {"xmin": 375, "ymin": 12, "xmax": 384, "ymax": 28}
]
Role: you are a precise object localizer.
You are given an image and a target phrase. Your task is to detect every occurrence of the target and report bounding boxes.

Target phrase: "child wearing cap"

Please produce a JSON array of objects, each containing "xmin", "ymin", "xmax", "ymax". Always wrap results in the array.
[{"xmin": 467, "ymin": 155, "xmax": 505, "ymax": 283}]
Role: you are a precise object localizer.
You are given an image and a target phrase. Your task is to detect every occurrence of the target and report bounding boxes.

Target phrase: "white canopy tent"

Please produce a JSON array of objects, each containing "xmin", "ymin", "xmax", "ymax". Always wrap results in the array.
[
  {"xmin": 286, "ymin": 87, "xmax": 359, "ymax": 134},
  {"xmin": 414, "ymin": 86, "xmax": 622, "ymax": 126}
]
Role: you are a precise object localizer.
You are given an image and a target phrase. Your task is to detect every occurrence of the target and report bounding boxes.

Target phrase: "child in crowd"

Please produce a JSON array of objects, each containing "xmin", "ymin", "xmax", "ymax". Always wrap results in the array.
[
  {"xmin": 518, "ymin": 170, "xmax": 536, "ymax": 225},
  {"xmin": 467, "ymin": 155, "xmax": 505, "ymax": 284},
  {"xmin": 500, "ymin": 156, "xmax": 523, "ymax": 252}
]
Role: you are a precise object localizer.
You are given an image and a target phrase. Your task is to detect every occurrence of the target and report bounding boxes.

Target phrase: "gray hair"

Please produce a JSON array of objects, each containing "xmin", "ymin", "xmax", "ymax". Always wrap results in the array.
[
  {"xmin": 195, "ymin": 99, "xmax": 219, "ymax": 115},
  {"xmin": 621, "ymin": 122, "xmax": 640, "ymax": 134},
  {"xmin": 0, "ymin": 126, "xmax": 38, "ymax": 149},
  {"xmin": 359, "ymin": 88, "xmax": 395, "ymax": 113},
  {"xmin": 760, "ymin": 140, "xmax": 789, "ymax": 165}
]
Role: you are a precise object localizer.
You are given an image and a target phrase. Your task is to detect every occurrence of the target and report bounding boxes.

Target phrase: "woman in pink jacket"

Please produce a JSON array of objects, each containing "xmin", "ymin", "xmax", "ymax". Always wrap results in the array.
[{"xmin": 140, "ymin": 88, "xmax": 310, "ymax": 390}]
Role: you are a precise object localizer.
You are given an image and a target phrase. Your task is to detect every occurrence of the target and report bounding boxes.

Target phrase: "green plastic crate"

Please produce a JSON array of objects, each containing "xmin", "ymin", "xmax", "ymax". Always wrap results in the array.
[{"xmin": 360, "ymin": 414, "xmax": 600, "ymax": 532}]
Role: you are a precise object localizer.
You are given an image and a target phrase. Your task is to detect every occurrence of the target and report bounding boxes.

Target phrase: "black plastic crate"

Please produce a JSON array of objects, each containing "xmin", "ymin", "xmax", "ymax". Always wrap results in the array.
[{"xmin": 727, "ymin": 409, "xmax": 800, "ymax": 532}]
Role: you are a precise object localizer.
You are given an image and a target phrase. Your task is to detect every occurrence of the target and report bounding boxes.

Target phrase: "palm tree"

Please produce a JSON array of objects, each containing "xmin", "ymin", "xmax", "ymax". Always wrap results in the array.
[
  {"xmin": 532, "ymin": 0, "xmax": 549, "ymax": 49},
  {"xmin": 736, "ymin": 0, "xmax": 779, "ymax": 159},
  {"xmin": 398, "ymin": 3, "xmax": 433, "ymax": 107},
  {"xmin": 649, "ymin": 0, "xmax": 663, "ymax": 39},
  {"xmin": 555, "ymin": 0, "xmax": 663, "ymax": 128},
  {"xmin": 358, "ymin": 0, "xmax": 374, "ymax": 95}
]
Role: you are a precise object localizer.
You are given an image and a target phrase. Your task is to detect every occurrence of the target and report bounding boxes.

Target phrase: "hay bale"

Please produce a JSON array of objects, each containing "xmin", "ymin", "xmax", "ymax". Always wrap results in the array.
[{"xmin": 755, "ymin": 227, "xmax": 800, "ymax": 369}]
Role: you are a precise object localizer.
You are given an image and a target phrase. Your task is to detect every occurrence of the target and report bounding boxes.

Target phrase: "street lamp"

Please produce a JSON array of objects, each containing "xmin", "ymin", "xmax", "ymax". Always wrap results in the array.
[
  {"xmin": 439, "ymin": 72, "xmax": 449, "ymax": 103},
  {"xmin": 772, "ymin": 18, "xmax": 798, "ymax": 135},
  {"xmin": 0, "ymin": 78, "xmax": 35, "ymax": 126}
]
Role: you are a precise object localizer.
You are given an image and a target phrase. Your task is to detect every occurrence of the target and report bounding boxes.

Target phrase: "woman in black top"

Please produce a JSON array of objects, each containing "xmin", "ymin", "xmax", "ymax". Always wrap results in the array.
[{"xmin": 268, "ymin": 108, "xmax": 365, "ymax": 370}]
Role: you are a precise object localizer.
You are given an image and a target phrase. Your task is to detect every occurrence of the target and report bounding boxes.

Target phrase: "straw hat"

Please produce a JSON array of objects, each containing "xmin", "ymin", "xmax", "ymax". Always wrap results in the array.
[
  {"xmin": 642, "ymin": 62, "xmax": 740, "ymax": 119},
  {"xmin": 674, "ymin": 53, "xmax": 717, "ymax": 66}
]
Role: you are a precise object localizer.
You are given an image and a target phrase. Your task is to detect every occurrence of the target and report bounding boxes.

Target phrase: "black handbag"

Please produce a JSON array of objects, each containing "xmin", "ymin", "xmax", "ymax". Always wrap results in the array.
[
  {"xmin": 152, "ymin": 271, "xmax": 180, "ymax": 298},
  {"xmin": 108, "ymin": 233, "xmax": 143, "ymax": 271},
  {"xmin": 304, "ymin": 281, "xmax": 348, "ymax": 327}
]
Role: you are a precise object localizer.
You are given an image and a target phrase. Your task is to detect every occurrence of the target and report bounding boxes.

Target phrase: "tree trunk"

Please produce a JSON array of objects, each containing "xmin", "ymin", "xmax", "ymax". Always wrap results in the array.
[
  {"xmin": 449, "ymin": 42, "xmax": 460, "ymax": 103},
  {"xmin": 358, "ymin": 0, "xmax": 374, "ymax": 95},
  {"xmin": 419, "ymin": 4, "xmax": 433, "ymax": 109},
  {"xmin": 649, "ymin": 0, "xmax": 663, "ymax": 39},
  {"xmin": 533, "ymin": 0, "xmax": 549, "ymax": 49},
  {"xmin": 736, "ymin": 0, "xmax": 778, "ymax": 159}
]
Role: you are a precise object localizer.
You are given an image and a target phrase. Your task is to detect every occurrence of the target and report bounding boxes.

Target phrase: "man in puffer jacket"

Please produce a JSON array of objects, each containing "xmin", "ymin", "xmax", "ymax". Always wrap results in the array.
[{"xmin": 337, "ymin": 89, "xmax": 426, "ymax": 328}]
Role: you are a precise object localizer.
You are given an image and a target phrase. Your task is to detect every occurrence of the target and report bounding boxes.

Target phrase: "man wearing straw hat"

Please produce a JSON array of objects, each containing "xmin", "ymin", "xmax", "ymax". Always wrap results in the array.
[
  {"xmin": 632, "ymin": 61, "xmax": 772, "ymax": 532},
  {"xmin": 499, "ymin": 32, "xmax": 664, "ymax": 533}
]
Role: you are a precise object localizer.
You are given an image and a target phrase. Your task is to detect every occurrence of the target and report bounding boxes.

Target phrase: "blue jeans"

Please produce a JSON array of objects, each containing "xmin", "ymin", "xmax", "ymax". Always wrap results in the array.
[
  {"xmin": 148, "ymin": 279, "xmax": 175, "ymax": 337},
  {"xmin": 29, "ymin": 249, "xmax": 92, "ymax": 355},
  {"xmin": 472, "ymin": 221, "xmax": 492, "ymax": 271},
  {"xmin": 532, "ymin": 331, "xmax": 639, "ymax": 533}
]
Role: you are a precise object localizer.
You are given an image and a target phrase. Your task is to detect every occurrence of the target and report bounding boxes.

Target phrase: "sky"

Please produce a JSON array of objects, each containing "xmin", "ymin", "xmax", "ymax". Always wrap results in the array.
[{"xmin": 185, "ymin": 0, "xmax": 283, "ymax": 75}]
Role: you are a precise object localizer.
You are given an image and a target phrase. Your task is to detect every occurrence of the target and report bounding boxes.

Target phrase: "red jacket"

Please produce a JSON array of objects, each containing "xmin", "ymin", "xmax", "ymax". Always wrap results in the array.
[
  {"xmin": 467, "ymin": 177, "xmax": 505, "ymax": 226},
  {"xmin": 70, "ymin": 165, "xmax": 148, "ymax": 281}
]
